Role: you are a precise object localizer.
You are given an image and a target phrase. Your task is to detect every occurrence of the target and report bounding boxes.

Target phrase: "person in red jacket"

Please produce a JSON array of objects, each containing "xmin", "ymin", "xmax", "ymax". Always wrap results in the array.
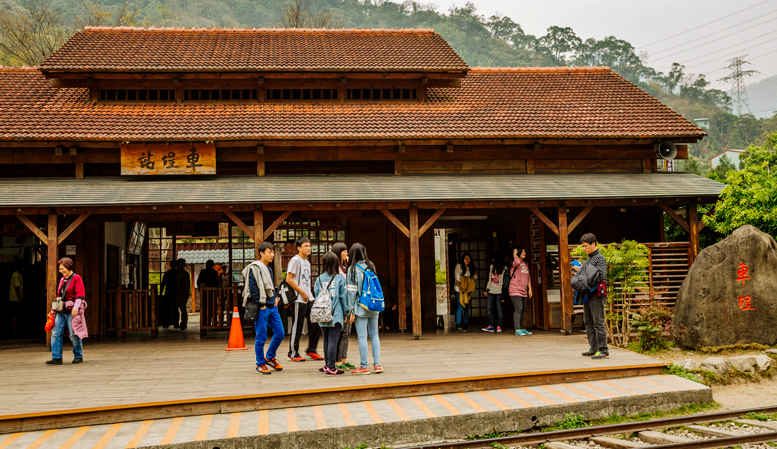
[{"xmin": 47, "ymin": 257, "xmax": 86, "ymax": 365}]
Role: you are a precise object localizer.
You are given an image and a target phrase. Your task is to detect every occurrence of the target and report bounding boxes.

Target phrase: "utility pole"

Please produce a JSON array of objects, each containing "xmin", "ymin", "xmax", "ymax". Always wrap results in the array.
[{"xmin": 719, "ymin": 55, "xmax": 758, "ymax": 116}]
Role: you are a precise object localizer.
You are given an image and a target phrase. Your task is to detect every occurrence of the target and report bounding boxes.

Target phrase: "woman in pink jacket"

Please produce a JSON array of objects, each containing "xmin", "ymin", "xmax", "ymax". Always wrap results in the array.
[
  {"xmin": 508, "ymin": 247, "xmax": 533, "ymax": 336},
  {"xmin": 47, "ymin": 257, "xmax": 87, "ymax": 365}
]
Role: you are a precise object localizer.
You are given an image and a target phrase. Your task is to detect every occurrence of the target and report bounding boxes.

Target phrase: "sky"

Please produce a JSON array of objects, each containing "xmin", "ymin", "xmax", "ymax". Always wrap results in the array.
[{"xmin": 443, "ymin": 0, "xmax": 777, "ymax": 100}]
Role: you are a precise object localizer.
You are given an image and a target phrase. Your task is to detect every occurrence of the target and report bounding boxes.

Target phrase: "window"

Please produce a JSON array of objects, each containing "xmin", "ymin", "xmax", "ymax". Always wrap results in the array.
[
  {"xmin": 148, "ymin": 227, "xmax": 174, "ymax": 287},
  {"xmin": 347, "ymin": 88, "xmax": 417, "ymax": 101},
  {"xmin": 266, "ymin": 88, "xmax": 338, "ymax": 102},
  {"xmin": 184, "ymin": 89, "xmax": 257, "ymax": 101},
  {"xmin": 100, "ymin": 89, "xmax": 175, "ymax": 102}
]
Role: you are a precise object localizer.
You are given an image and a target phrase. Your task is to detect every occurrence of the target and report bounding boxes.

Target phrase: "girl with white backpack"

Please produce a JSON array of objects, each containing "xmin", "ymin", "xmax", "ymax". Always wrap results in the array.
[{"xmin": 313, "ymin": 252, "xmax": 350, "ymax": 375}]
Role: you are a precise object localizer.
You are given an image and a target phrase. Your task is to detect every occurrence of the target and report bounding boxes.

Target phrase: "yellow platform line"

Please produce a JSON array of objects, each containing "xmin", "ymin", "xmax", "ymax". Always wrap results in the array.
[
  {"xmin": 620, "ymin": 378, "xmax": 658, "ymax": 394},
  {"xmin": 410, "ymin": 397, "xmax": 436, "ymax": 418},
  {"xmin": 521, "ymin": 387, "xmax": 555, "ymax": 405},
  {"xmin": 27, "ymin": 429, "xmax": 57, "ymax": 449},
  {"xmin": 339, "ymin": 404, "xmax": 356, "ymax": 426},
  {"xmin": 258, "ymin": 410, "xmax": 269, "ymax": 435},
  {"xmin": 561, "ymin": 383, "xmax": 599, "ymax": 401},
  {"xmin": 125, "ymin": 420, "xmax": 153, "ymax": 448},
  {"xmin": 581, "ymin": 381, "xmax": 619, "ymax": 398},
  {"xmin": 194, "ymin": 415, "xmax": 212, "ymax": 441},
  {"xmin": 363, "ymin": 402, "xmax": 384, "ymax": 424},
  {"xmin": 286, "ymin": 408, "xmax": 298, "ymax": 432},
  {"xmin": 92, "ymin": 423, "xmax": 122, "ymax": 449},
  {"xmin": 600, "ymin": 380, "xmax": 638, "ymax": 396},
  {"xmin": 455, "ymin": 393, "xmax": 486, "ymax": 412},
  {"xmin": 541, "ymin": 385, "xmax": 578, "ymax": 403},
  {"xmin": 432, "ymin": 395, "xmax": 461, "ymax": 415},
  {"xmin": 0, "ymin": 433, "xmax": 23, "ymax": 449},
  {"xmin": 639, "ymin": 376, "xmax": 678, "ymax": 392},
  {"xmin": 226, "ymin": 413, "xmax": 241, "ymax": 438},
  {"xmin": 498, "ymin": 389, "xmax": 533, "ymax": 408},
  {"xmin": 59, "ymin": 426, "xmax": 90, "ymax": 449},
  {"xmin": 312, "ymin": 406, "xmax": 327, "ymax": 429},
  {"xmin": 160, "ymin": 418, "xmax": 183, "ymax": 445},
  {"xmin": 478, "ymin": 391, "xmax": 510, "ymax": 410},
  {"xmin": 387, "ymin": 399, "xmax": 411, "ymax": 421}
]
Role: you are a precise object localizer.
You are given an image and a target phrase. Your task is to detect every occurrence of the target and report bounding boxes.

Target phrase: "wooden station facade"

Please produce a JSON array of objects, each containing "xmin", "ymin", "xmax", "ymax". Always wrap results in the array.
[{"xmin": 0, "ymin": 27, "xmax": 722, "ymax": 340}]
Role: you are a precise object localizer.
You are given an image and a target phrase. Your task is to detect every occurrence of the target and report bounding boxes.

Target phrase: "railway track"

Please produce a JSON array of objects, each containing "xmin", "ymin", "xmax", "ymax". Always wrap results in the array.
[{"xmin": 406, "ymin": 405, "xmax": 777, "ymax": 449}]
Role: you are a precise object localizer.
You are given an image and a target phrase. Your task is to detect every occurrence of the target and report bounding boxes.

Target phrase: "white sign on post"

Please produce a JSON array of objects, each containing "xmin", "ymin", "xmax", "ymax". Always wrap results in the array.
[{"xmin": 66, "ymin": 245, "xmax": 76, "ymax": 256}]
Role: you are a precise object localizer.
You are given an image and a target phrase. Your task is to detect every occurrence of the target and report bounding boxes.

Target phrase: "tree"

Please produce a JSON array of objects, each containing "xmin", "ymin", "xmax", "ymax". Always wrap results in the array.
[
  {"xmin": 279, "ymin": 0, "xmax": 342, "ymax": 28},
  {"xmin": 73, "ymin": 0, "xmax": 140, "ymax": 30},
  {"xmin": 663, "ymin": 62, "xmax": 684, "ymax": 94},
  {"xmin": 0, "ymin": 0, "xmax": 68, "ymax": 66},
  {"xmin": 487, "ymin": 13, "xmax": 519, "ymax": 41},
  {"xmin": 537, "ymin": 26, "xmax": 581, "ymax": 64},
  {"xmin": 711, "ymin": 153, "xmax": 736, "ymax": 179}
]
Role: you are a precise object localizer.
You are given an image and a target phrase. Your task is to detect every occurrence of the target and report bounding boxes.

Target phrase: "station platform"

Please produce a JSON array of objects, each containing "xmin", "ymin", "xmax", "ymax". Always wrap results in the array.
[{"xmin": 0, "ymin": 326, "xmax": 711, "ymax": 447}]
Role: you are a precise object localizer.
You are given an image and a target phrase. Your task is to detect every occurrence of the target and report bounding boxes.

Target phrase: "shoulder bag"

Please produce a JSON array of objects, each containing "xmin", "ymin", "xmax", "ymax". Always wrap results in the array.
[{"xmin": 51, "ymin": 275, "xmax": 74, "ymax": 312}]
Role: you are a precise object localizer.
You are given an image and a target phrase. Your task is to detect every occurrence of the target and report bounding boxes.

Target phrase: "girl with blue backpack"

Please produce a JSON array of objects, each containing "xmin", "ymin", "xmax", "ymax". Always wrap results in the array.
[
  {"xmin": 313, "ymin": 252, "xmax": 350, "ymax": 375},
  {"xmin": 346, "ymin": 243, "xmax": 383, "ymax": 375}
]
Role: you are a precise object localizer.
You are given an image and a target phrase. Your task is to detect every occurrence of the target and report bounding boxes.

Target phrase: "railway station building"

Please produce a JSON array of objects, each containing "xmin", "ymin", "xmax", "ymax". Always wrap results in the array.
[{"xmin": 0, "ymin": 27, "xmax": 723, "ymax": 342}]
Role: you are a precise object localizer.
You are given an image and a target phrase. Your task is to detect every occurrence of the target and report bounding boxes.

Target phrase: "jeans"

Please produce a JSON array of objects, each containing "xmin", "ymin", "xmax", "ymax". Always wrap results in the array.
[
  {"xmin": 355, "ymin": 314, "xmax": 380, "ymax": 368},
  {"xmin": 321, "ymin": 323, "xmax": 342, "ymax": 370},
  {"xmin": 584, "ymin": 295, "xmax": 609, "ymax": 353},
  {"xmin": 336, "ymin": 320, "xmax": 352, "ymax": 361},
  {"xmin": 487, "ymin": 293, "xmax": 503, "ymax": 327},
  {"xmin": 255, "ymin": 307, "xmax": 284, "ymax": 366},
  {"xmin": 51, "ymin": 312, "xmax": 82, "ymax": 360},
  {"xmin": 510, "ymin": 295, "xmax": 528, "ymax": 330},
  {"xmin": 455, "ymin": 291, "xmax": 470, "ymax": 325}
]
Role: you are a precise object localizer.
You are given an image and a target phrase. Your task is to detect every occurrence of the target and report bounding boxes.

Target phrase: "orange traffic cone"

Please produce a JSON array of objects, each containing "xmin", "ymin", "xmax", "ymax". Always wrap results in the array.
[{"xmin": 225, "ymin": 307, "xmax": 247, "ymax": 351}]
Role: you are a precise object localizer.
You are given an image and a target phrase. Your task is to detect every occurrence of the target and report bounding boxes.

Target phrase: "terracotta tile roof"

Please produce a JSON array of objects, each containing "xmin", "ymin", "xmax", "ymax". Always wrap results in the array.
[
  {"xmin": 40, "ymin": 27, "xmax": 469, "ymax": 72},
  {"xmin": 0, "ymin": 67, "xmax": 705, "ymax": 141}
]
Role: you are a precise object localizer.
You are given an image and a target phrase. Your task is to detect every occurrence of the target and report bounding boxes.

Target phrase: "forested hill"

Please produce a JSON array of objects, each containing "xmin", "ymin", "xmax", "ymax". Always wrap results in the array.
[{"xmin": 1, "ymin": 0, "xmax": 776, "ymax": 164}]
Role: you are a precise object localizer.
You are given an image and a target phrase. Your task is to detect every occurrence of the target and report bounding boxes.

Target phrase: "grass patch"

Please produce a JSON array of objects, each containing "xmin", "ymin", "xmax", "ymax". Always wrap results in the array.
[
  {"xmin": 664, "ymin": 364, "xmax": 705, "ymax": 384},
  {"xmin": 697, "ymin": 343, "xmax": 774, "ymax": 354},
  {"xmin": 466, "ymin": 429, "xmax": 521, "ymax": 440},
  {"xmin": 589, "ymin": 402, "xmax": 721, "ymax": 427},
  {"xmin": 541, "ymin": 413, "xmax": 588, "ymax": 432},
  {"xmin": 744, "ymin": 411, "xmax": 777, "ymax": 421}
]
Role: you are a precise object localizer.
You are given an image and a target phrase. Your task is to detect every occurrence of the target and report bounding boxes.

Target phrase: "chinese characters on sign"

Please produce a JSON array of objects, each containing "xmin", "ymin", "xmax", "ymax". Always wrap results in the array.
[
  {"xmin": 120, "ymin": 143, "xmax": 216, "ymax": 175},
  {"xmin": 735, "ymin": 262, "xmax": 755, "ymax": 311}
]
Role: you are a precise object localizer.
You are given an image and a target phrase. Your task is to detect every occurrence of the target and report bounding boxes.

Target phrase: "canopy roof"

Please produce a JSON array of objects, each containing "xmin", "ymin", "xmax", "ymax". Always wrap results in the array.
[
  {"xmin": 40, "ymin": 27, "xmax": 469, "ymax": 73},
  {"xmin": 0, "ymin": 173, "xmax": 723, "ymax": 208}
]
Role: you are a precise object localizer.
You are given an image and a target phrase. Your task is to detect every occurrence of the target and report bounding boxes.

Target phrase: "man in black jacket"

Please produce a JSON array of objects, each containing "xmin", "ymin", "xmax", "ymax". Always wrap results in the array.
[{"xmin": 574, "ymin": 233, "xmax": 609, "ymax": 359}]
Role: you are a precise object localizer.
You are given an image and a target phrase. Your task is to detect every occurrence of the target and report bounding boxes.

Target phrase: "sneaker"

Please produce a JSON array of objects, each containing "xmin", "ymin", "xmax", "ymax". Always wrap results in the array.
[
  {"xmin": 523, "ymin": 330, "xmax": 533, "ymax": 335},
  {"xmin": 515, "ymin": 330, "xmax": 524, "ymax": 336},
  {"xmin": 482, "ymin": 326, "xmax": 495, "ymax": 332},
  {"xmin": 496, "ymin": 326, "xmax": 503, "ymax": 333},
  {"xmin": 336, "ymin": 364, "xmax": 348, "ymax": 370},
  {"xmin": 255, "ymin": 364, "xmax": 271, "ymax": 375},
  {"xmin": 319, "ymin": 366, "xmax": 326, "ymax": 373},
  {"xmin": 72, "ymin": 358, "xmax": 83, "ymax": 364},
  {"xmin": 580, "ymin": 326, "xmax": 587, "ymax": 333},
  {"xmin": 325, "ymin": 366, "xmax": 344, "ymax": 376},
  {"xmin": 464, "ymin": 326, "xmax": 472, "ymax": 333},
  {"xmin": 45, "ymin": 359, "xmax": 63, "ymax": 365},
  {"xmin": 352, "ymin": 367, "xmax": 371, "ymax": 375},
  {"xmin": 344, "ymin": 362, "xmax": 356, "ymax": 369},
  {"xmin": 455, "ymin": 324, "xmax": 464, "ymax": 332},
  {"xmin": 374, "ymin": 365, "xmax": 384, "ymax": 373},
  {"xmin": 582, "ymin": 350, "xmax": 596, "ymax": 356},
  {"xmin": 306, "ymin": 352, "xmax": 324, "ymax": 361},
  {"xmin": 591, "ymin": 351, "xmax": 609, "ymax": 359},
  {"xmin": 265, "ymin": 357, "xmax": 283, "ymax": 371},
  {"xmin": 288, "ymin": 356, "xmax": 306, "ymax": 362}
]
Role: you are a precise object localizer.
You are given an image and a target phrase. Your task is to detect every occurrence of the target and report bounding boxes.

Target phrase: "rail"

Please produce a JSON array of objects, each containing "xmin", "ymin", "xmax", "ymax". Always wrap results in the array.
[
  {"xmin": 105, "ymin": 287, "xmax": 158, "ymax": 338},
  {"xmin": 199, "ymin": 285, "xmax": 242, "ymax": 335}
]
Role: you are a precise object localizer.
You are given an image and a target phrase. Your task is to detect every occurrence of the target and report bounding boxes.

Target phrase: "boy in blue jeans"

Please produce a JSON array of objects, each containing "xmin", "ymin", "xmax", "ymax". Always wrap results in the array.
[{"xmin": 243, "ymin": 242, "xmax": 285, "ymax": 374}]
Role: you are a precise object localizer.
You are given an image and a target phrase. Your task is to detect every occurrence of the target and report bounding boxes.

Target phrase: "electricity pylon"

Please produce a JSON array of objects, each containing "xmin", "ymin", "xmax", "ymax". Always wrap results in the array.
[{"xmin": 720, "ymin": 55, "xmax": 759, "ymax": 116}]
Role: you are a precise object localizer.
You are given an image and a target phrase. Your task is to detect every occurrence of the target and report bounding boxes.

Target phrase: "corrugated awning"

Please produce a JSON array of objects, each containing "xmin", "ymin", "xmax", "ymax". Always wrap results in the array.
[{"xmin": 0, "ymin": 173, "xmax": 723, "ymax": 208}]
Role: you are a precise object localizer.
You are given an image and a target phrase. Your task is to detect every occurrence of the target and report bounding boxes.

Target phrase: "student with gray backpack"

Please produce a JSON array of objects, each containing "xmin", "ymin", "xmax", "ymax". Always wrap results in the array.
[
  {"xmin": 312, "ymin": 252, "xmax": 350, "ymax": 375},
  {"xmin": 346, "ymin": 243, "xmax": 384, "ymax": 375}
]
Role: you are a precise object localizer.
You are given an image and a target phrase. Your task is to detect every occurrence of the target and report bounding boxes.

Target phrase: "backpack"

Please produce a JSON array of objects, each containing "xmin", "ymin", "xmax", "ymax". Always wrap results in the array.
[
  {"xmin": 310, "ymin": 276, "xmax": 336, "ymax": 323},
  {"xmin": 356, "ymin": 265, "xmax": 385, "ymax": 312}
]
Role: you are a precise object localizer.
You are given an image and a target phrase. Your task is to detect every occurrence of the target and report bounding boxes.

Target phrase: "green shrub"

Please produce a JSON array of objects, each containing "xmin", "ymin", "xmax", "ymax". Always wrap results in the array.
[
  {"xmin": 435, "ymin": 260, "xmax": 447, "ymax": 285},
  {"xmin": 554, "ymin": 413, "xmax": 588, "ymax": 430}
]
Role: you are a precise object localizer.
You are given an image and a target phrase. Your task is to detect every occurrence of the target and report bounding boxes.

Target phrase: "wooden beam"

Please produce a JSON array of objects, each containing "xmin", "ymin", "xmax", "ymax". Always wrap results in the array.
[
  {"xmin": 688, "ymin": 203, "xmax": 700, "ymax": 265},
  {"xmin": 567, "ymin": 206, "xmax": 594, "ymax": 235},
  {"xmin": 46, "ymin": 214, "xmax": 58, "ymax": 346},
  {"xmin": 224, "ymin": 210, "xmax": 255, "ymax": 241},
  {"xmin": 16, "ymin": 215, "xmax": 48, "ymax": 243},
  {"xmin": 409, "ymin": 208, "xmax": 422, "ymax": 339},
  {"xmin": 254, "ymin": 210, "xmax": 263, "ymax": 260},
  {"xmin": 660, "ymin": 204, "xmax": 690, "ymax": 234},
  {"xmin": 57, "ymin": 213, "xmax": 90, "ymax": 244},
  {"xmin": 698, "ymin": 204, "xmax": 716, "ymax": 231},
  {"xmin": 380, "ymin": 209, "xmax": 410, "ymax": 238},
  {"xmin": 557, "ymin": 206, "xmax": 573, "ymax": 334},
  {"xmin": 529, "ymin": 207, "xmax": 559, "ymax": 236},
  {"xmin": 527, "ymin": 159, "xmax": 535, "ymax": 174},
  {"xmin": 418, "ymin": 209, "xmax": 446, "ymax": 238},
  {"xmin": 262, "ymin": 210, "xmax": 293, "ymax": 241},
  {"xmin": 394, "ymin": 160, "xmax": 403, "ymax": 176},
  {"xmin": 256, "ymin": 161, "xmax": 265, "ymax": 177},
  {"xmin": 75, "ymin": 163, "xmax": 84, "ymax": 179},
  {"xmin": 397, "ymin": 230, "xmax": 407, "ymax": 332}
]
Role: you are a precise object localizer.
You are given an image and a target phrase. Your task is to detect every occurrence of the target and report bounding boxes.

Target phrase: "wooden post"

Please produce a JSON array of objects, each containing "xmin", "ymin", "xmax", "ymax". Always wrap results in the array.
[
  {"xmin": 254, "ymin": 209, "xmax": 263, "ymax": 260},
  {"xmin": 688, "ymin": 203, "xmax": 700, "ymax": 265},
  {"xmin": 116, "ymin": 283, "xmax": 123, "ymax": 338},
  {"xmin": 557, "ymin": 206, "xmax": 573, "ymax": 334},
  {"xmin": 75, "ymin": 163, "xmax": 84, "ymax": 179},
  {"xmin": 409, "ymin": 208, "xmax": 422, "ymax": 339},
  {"xmin": 151, "ymin": 288, "xmax": 158, "ymax": 337},
  {"xmin": 397, "ymin": 231, "xmax": 407, "ymax": 332},
  {"xmin": 46, "ymin": 214, "xmax": 58, "ymax": 346}
]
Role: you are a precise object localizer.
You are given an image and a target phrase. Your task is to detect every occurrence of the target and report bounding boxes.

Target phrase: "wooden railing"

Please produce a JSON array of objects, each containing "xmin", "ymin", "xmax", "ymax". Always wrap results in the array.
[
  {"xmin": 106, "ymin": 286, "xmax": 158, "ymax": 338},
  {"xmin": 199, "ymin": 285, "xmax": 243, "ymax": 336}
]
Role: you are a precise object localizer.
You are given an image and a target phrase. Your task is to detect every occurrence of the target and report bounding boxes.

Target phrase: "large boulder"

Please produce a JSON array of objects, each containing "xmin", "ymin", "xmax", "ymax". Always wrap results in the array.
[
  {"xmin": 729, "ymin": 355, "xmax": 758, "ymax": 374},
  {"xmin": 675, "ymin": 225, "xmax": 777, "ymax": 349}
]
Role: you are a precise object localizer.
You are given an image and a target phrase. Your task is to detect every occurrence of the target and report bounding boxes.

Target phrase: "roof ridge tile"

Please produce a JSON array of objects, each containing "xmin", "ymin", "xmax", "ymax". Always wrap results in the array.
[
  {"xmin": 470, "ymin": 66, "xmax": 612, "ymax": 73},
  {"xmin": 0, "ymin": 65, "xmax": 40, "ymax": 72},
  {"xmin": 82, "ymin": 26, "xmax": 437, "ymax": 34}
]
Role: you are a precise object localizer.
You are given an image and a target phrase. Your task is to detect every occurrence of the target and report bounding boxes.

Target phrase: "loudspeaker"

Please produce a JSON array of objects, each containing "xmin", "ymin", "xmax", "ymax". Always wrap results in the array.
[{"xmin": 656, "ymin": 141, "xmax": 678, "ymax": 160}]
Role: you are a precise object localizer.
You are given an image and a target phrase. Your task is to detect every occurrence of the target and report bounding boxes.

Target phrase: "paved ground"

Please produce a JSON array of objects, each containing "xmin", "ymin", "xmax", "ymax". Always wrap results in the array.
[
  {"xmin": 0, "ymin": 374, "xmax": 709, "ymax": 449},
  {"xmin": 0, "ymin": 323, "xmax": 662, "ymax": 415}
]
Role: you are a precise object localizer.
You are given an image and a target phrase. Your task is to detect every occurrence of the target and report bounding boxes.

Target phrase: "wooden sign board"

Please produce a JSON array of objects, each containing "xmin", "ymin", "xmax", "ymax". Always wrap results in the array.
[{"xmin": 121, "ymin": 143, "xmax": 216, "ymax": 175}]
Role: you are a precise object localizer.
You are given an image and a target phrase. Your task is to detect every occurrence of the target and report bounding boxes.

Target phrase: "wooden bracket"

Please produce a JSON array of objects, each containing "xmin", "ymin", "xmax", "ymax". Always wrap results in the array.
[
  {"xmin": 698, "ymin": 204, "xmax": 716, "ymax": 231},
  {"xmin": 529, "ymin": 207, "xmax": 559, "ymax": 236},
  {"xmin": 17, "ymin": 215, "xmax": 48, "ymax": 243},
  {"xmin": 418, "ymin": 209, "xmax": 446, "ymax": 238},
  {"xmin": 224, "ymin": 210, "xmax": 255, "ymax": 241},
  {"xmin": 660, "ymin": 204, "xmax": 690, "ymax": 233},
  {"xmin": 58, "ymin": 213, "xmax": 90, "ymax": 243},
  {"xmin": 262, "ymin": 210, "xmax": 293, "ymax": 241},
  {"xmin": 380, "ymin": 209, "xmax": 409, "ymax": 238},
  {"xmin": 567, "ymin": 206, "xmax": 594, "ymax": 235}
]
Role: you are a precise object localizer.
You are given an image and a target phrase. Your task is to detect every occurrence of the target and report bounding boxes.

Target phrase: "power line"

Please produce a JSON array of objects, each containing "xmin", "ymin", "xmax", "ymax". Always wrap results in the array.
[
  {"xmin": 703, "ymin": 47, "xmax": 777, "ymax": 76},
  {"xmin": 661, "ymin": 28, "xmax": 777, "ymax": 71},
  {"xmin": 639, "ymin": 0, "xmax": 773, "ymax": 48},
  {"xmin": 719, "ymin": 56, "xmax": 759, "ymax": 115}
]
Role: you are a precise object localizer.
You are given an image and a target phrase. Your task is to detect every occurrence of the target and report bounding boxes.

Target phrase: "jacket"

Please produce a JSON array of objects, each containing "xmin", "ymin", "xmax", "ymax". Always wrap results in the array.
[
  {"xmin": 314, "ymin": 272, "xmax": 349, "ymax": 327},
  {"xmin": 457, "ymin": 276, "xmax": 475, "ymax": 307},
  {"xmin": 242, "ymin": 261, "xmax": 275, "ymax": 307},
  {"xmin": 571, "ymin": 262, "xmax": 600, "ymax": 292},
  {"xmin": 453, "ymin": 264, "xmax": 477, "ymax": 292},
  {"xmin": 72, "ymin": 300, "xmax": 89, "ymax": 339},
  {"xmin": 57, "ymin": 274, "xmax": 86, "ymax": 312},
  {"xmin": 346, "ymin": 261, "xmax": 379, "ymax": 318}
]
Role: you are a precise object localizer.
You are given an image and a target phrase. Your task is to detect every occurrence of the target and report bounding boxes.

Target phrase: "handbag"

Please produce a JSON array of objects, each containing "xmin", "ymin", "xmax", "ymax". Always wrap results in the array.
[
  {"xmin": 244, "ymin": 300, "xmax": 260, "ymax": 322},
  {"xmin": 44, "ymin": 311, "xmax": 56, "ymax": 331},
  {"xmin": 277, "ymin": 280, "xmax": 298, "ymax": 309},
  {"xmin": 51, "ymin": 275, "xmax": 74, "ymax": 312}
]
